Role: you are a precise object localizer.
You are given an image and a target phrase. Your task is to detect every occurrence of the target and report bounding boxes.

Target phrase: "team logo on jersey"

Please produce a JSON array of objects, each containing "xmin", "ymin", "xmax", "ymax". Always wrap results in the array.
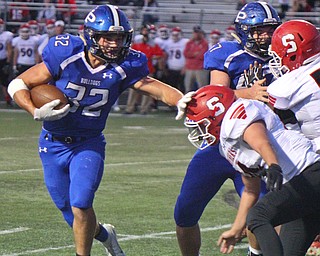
[
  {"xmin": 230, "ymin": 103, "xmax": 247, "ymax": 119},
  {"xmin": 103, "ymin": 73, "xmax": 113, "ymax": 79},
  {"xmin": 39, "ymin": 147, "xmax": 48, "ymax": 153}
]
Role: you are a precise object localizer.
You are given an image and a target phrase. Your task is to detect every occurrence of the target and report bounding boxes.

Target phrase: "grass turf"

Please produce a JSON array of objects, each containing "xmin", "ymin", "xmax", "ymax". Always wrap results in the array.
[{"xmin": 0, "ymin": 109, "xmax": 247, "ymax": 256}]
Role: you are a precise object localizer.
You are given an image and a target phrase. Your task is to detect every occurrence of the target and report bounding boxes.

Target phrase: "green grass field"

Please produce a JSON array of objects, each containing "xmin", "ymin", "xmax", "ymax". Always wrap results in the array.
[{"xmin": 0, "ymin": 108, "xmax": 248, "ymax": 256}]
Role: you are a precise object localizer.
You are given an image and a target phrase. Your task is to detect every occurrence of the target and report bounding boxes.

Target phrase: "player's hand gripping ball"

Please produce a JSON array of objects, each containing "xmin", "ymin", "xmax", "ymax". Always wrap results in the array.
[
  {"xmin": 31, "ymin": 84, "xmax": 70, "ymax": 121},
  {"xmin": 30, "ymin": 84, "xmax": 68, "ymax": 110}
]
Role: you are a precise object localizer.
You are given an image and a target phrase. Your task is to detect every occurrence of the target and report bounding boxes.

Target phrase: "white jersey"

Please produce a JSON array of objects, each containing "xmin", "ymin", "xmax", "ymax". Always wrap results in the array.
[
  {"xmin": 0, "ymin": 31, "xmax": 13, "ymax": 60},
  {"xmin": 154, "ymin": 37, "xmax": 168, "ymax": 50},
  {"xmin": 163, "ymin": 38, "xmax": 188, "ymax": 71},
  {"xmin": 12, "ymin": 36, "xmax": 38, "ymax": 65},
  {"xmin": 219, "ymin": 98, "xmax": 320, "ymax": 183},
  {"xmin": 268, "ymin": 57, "xmax": 320, "ymax": 139},
  {"xmin": 38, "ymin": 34, "xmax": 50, "ymax": 56}
]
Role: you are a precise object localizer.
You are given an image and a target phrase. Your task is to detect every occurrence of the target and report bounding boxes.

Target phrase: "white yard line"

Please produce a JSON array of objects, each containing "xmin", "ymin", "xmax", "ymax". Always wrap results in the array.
[
  {"xmin": 0, "ymin": 159, "xmax": 190, "ymax": 175},
  {"xmin": 0, "ymin": 227, "xmax": 30, "ymax": 235},
  {"xmin": 0, "ymin": 224, "xmax": 248, "ymax": 256}
]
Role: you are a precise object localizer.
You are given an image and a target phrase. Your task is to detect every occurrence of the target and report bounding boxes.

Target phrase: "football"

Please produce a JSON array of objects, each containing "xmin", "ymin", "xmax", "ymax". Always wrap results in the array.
[{"xmin": 30, "ymin": 84, "xmax": 68, "ymax": 110}]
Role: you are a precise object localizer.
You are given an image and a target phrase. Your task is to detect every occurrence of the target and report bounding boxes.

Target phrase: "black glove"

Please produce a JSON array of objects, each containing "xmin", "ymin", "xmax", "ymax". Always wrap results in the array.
[{"xmin": 258, "ymin": 164, "xmax": 283, "ymax": 191}]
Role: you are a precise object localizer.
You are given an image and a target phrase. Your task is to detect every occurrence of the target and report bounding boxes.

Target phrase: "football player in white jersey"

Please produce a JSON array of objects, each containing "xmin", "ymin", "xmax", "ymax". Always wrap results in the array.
[
  {"xmin": 154, "ymin": 24, "xmax": 170, "ymax": 50},
  {"xmin": 184, "ymin": 85, "xmax": 320, "ymax": 256},
  {"xmin": 28, "ymin": 20, "xmax": 41, "ymax": 42},
  {"xmin": 267, "ymin": 20, "xmax": 320, "ymax": 147},
  {"xmin": 12, "ymin": 23, "xmax": 40, "ymax": 77},
  {"xmin": 163, "ymin": 26, "xmax": 188, "ymax": 93},
  {"xmin": 0, "ymin": 18, "xmax": 14, "ymax": 105},
  {"xmin": 267, "ymin": 19, "xmax": 320, "ymax": 255}
]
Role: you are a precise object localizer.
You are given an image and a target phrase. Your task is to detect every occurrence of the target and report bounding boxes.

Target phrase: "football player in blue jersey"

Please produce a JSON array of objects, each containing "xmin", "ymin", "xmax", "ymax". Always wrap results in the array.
[
  {"xmin": 174, "ymin": 2, "xmax": 281, "ymax": 256},
  {"xmin": 7, "ymin": 5, "xmax": 183, "ymax": 256}
]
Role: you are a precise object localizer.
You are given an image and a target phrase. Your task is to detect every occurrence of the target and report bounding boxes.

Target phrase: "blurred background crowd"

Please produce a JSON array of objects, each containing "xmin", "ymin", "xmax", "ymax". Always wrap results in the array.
[{"xmin": 0, "ymin": 0, "xmax": 319, "ymax": 113}]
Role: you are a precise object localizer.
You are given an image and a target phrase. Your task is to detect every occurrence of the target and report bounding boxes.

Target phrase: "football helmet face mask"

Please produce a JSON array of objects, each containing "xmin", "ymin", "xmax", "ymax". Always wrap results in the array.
[
  {"xmin": 28, "ymin": 20, "xmax": 39, "ymax": 35},
  {"xmin": 184, "ymin": 85, "xmax": 236, "ymax": 149},
  {"xmin": 45, "ymin": 19, "xmax": 56, "ymax": 37},
  {"xmin": 171, "ymin": 27, "xmax": 182, "ymax": 42},
  {"xmin": 269, "ymin": 20, "xmax": 320, "ymax": 78},
  {"xmin": 84, "ymin": 4, "xmax": 133, "ymax": 63},
  {"xmin": 19, "ymin": 24, "xmax": 30, "ymax": 40},
  {"xmin": 148, "ymin": 24, "xmax": 157, "ymax": 40},
  {"xmin": 234, "ymin": 1, "xmax": 281, "ymax": 58},
  {"xmin": 158, "ymin": 25, "xmax": 169, "ymax": 40}
]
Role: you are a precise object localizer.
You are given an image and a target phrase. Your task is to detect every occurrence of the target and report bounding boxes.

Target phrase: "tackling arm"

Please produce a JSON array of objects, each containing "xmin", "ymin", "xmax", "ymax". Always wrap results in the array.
[{"xmin": 133, "ymin": 76, "xmax": 183, "ymax": 107}]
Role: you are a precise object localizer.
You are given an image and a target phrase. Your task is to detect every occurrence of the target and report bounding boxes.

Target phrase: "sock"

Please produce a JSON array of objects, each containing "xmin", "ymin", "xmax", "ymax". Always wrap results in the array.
[
  {"xmin": 248, "ymin": 246, "xmax": 263, "ymax": 256},
  {"xmin": 94, "ymin": 223, "xmax": 109, "ymax": 242}
]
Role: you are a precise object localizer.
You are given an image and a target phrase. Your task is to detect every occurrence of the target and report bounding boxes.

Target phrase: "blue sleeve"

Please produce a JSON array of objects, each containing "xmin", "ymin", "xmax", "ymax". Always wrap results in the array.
[
  {"xmin": 42, "ymin": 34, "xmax": 85, "ymax": 80},
  {"xmin": 120, "ymin": 49, "xmax": 149, "ymax": 91},
  {"xmin": 204, "ymin": 42, "xmax": 240, "ymax": 72}
]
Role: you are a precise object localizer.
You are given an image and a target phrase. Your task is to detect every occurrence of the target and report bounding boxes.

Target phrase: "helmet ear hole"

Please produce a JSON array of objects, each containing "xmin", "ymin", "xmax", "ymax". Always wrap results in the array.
[{"xmin": 290, "ymin": 55, "xmax": 296, "ymax": 61}]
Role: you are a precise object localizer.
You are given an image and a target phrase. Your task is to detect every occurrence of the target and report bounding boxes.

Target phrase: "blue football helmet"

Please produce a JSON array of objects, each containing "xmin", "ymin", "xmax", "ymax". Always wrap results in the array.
[
  {"xmin": 234, "ymin": 1, "xmax": 281, "ymax": 57},
  {"xmin": 84, "ymin": 5, "xmax": 133, "ymax": 63}
]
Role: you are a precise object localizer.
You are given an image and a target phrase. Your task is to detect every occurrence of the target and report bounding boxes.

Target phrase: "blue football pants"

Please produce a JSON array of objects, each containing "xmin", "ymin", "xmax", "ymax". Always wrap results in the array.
[
  {"xmin": 38, "ymin": 129, "xmax": 106, "ymax": 226},
  {"xmin": 174, "ymin": 144, "xmax": 267, "ymax": 227}
]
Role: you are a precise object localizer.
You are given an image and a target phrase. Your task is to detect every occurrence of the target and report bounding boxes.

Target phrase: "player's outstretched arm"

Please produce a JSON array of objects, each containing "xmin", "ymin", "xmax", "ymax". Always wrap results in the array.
[{"xmin": 134, "ymin": 75, "xmax": 183, "ymax": 108}]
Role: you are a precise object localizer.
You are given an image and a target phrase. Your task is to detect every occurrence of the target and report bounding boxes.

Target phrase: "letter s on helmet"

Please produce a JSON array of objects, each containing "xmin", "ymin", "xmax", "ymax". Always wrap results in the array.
[
  {"xmin": 269, "ymin": 19, "xmax": 320, "ymax": 78},
  {"xmin": 184, "ymin": 85, "xmax": 236, "ymax": 149}
]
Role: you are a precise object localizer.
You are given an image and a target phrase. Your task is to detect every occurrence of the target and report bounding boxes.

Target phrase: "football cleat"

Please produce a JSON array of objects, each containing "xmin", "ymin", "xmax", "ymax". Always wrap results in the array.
[
  {"xmin": 247, "ymin": 249, "xmax": 263, "ymax": 256},
  {"xmin": 101, "ymin": 223, "xmax": 126, "ymax": 256}
]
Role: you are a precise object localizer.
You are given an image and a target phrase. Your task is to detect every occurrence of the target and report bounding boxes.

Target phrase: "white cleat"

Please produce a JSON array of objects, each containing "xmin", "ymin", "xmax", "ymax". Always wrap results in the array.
[{"xmin": 101, "ymin": 223, "xmax": 126, "ymax": 256}]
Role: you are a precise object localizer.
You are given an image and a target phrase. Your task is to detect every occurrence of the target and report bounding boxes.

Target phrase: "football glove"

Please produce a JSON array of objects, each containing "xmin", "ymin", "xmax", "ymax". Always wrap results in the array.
[
  {"xmin": 175, "ymin": 91, "xmax": 196, "ymax": 120},
  {"xmin": 34, "ymin": 99, "xmax": 70, "ymax": 121},
  {"xmin": 258, "ymin": 164, "xmax": 283, "ymax": 191},
  {"xmin": 243, "ymin": 61, "xmax": 265, "ymax": 88}
]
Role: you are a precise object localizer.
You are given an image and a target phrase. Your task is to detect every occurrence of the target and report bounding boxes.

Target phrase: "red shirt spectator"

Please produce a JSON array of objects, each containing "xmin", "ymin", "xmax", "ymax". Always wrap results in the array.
[
  {"xmin": 131, "ymin": 42, "xmax": 163, "ymax": 74},
  {"xmin": 183, "ymin": 26, "xmax": 208, "ymax": 70}
]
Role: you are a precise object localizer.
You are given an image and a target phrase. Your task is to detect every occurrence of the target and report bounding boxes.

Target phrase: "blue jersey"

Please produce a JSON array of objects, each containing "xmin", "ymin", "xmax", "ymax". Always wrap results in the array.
[
  {"xmin": 42, "ymin": 34, "xmax": 149, "ymax": 136},
  {"xmin": 204, "ymin": 41, "xmax": 273, "ymax": 89}
]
